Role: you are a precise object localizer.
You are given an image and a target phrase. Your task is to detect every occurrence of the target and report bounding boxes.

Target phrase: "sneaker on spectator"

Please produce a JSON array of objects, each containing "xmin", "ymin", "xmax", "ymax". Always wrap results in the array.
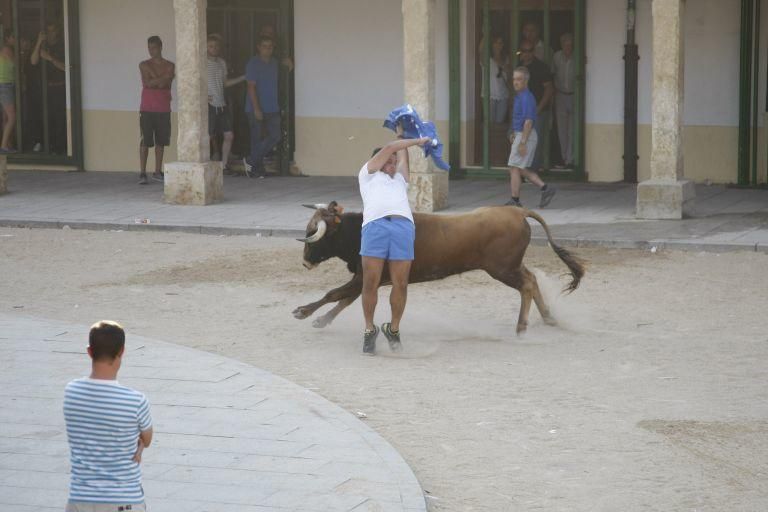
[
  {"xmin": 539, "ymin": 186, "xmax": 557, "ymax": 208},
  {"xmin": 242, "ymin": 158, "xmax": 253, "ymax": 178},
  {"xmin": 504, "ymin": 198, "xmax": 523, "ymax": 207}
]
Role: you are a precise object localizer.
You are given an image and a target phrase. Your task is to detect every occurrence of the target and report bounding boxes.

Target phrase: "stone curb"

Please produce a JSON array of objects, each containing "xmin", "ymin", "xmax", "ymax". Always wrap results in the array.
[{"xmin": 1, "ymin": 218, "xmax": 763, "ymax": 254}]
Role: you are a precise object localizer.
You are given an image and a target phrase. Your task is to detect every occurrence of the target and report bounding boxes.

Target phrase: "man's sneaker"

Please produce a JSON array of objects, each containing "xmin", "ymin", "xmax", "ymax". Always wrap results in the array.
[
  {"xmin": 363, "ymin": 325, "xmax": 379, "ymax": 355},
  {"xmin": 504, "ymin": 198, "xmax": 522, "ymax": 207},
  {"xmin": 138, "ymin": 174, "xmax": 149, "ymax": 185},
  {"xmin": 242, "ymin": 158, "xmax": 253, "ymax": 177},
  {"xmin": 381, "ymin": 322, "xmax": 402, "ymax": 352},
  {"xmin": 539, "ymin": 186, "xmax": 557, "ymax": 208}
]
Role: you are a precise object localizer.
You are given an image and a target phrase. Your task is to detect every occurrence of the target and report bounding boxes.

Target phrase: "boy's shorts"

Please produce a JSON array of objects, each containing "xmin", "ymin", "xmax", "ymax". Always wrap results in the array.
[{"xmin": 360, "ymin": 216, "xmax": 415, "ymax": 261}]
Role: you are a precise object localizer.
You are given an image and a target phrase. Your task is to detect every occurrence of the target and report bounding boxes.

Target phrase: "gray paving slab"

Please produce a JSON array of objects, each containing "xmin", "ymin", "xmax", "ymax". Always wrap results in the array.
[
  {"xmin": 1, "ymin": 170, "xmax": 768, "ymax": 252},
  {"xmin": 0, "ymin": 314, "xmax": 426, "ymax": 512}
]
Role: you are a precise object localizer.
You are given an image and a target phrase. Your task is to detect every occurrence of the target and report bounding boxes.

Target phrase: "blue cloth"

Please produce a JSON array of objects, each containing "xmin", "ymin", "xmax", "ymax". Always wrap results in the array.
[
  {"xmin": 247, "ymin": 111, "xmax": 281, "ymax": 173},
  {"xmin": 63, "ymin": 378, "xmax": 152, "ymax": 504},
  {"xmin": 511, "ymin": 88, "xmax": 537, "ymax": 132},
  {"xmin": 244, "ymin": 56, "xmax": 279, "ymax": 113},
  {"xmin": 360, "ymin": 216, "xmax": 415, "ymax": 261},
  {"xmin": 383, "ymin": 104, "xmax": 450, "ymax": 171}
]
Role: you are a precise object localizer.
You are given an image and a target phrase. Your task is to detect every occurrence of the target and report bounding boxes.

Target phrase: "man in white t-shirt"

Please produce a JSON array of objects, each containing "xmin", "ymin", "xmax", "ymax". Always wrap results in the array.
[{"xmin": 358, "ymin": 135, "xmax": 431, "ymax": 355}]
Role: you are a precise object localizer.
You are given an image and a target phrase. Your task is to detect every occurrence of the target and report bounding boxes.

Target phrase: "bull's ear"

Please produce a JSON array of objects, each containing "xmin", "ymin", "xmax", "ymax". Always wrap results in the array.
[{"xmin": 328, "ymin": 201, "xmax": 344, "ymax": 214}]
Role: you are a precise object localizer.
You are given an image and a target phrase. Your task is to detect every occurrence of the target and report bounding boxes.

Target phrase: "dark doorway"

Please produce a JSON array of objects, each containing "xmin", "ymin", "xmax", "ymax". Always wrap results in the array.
[{"xmin": 207, "ymin": 0, "xmax": 294, "ymax": 175}]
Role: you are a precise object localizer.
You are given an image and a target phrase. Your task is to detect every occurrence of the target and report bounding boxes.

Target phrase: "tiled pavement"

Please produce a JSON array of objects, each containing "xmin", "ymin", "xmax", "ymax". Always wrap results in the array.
[{"xmin": 0, "ymin": 314, "xmax": 426, "ymax": 512}]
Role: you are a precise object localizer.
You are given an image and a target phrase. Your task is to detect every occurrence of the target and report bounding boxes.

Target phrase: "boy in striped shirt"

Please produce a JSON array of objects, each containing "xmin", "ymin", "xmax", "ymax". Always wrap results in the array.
[{"xmin": 63, "ymin": 321, "xmax": 153, "ymax": 511}]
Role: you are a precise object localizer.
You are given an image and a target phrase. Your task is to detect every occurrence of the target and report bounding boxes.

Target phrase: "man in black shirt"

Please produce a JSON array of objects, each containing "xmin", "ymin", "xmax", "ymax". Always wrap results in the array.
[{"xmin": 517, "ymin": 40, "xmax": 553, "ymax": 171}]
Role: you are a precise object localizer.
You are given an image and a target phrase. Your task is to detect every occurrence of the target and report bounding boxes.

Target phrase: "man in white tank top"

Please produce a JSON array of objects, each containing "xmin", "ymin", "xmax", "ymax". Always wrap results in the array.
[{"xmin": 358, "ymin": 135, "xmax": 430, "ymax": 355}]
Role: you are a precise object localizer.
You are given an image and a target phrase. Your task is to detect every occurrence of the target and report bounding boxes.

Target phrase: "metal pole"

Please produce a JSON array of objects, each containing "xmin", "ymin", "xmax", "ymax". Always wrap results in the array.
[
  {"xmin": 750, "ymin": 0, "xmax": 760, "ymax": 186},
  {"xmin": 737, "ymin": 0, "xmax": 753, "ymax": 185},
  {"xmin": 623, "ymin": 0, "xmax": 639, "ymax": 183},
  {"xmin": 482, "ymin": 0, "xmax": 490, "ymax": 172}
]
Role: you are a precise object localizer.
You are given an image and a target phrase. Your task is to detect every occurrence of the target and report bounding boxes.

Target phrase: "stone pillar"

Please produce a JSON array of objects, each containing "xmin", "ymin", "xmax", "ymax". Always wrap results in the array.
[
  {"xmin": 636, "ymin": 0, "xmax": 695, "ymax": 219},
  {"xmin": 164, "ymin": 0, "xmax": 222, "ymax": 205},
  {"xmin": 403, "ymin": 0, "xmax": 448, "ymax": 212},
  {"xmin": 0, "ymin": 155, "xmax": 6, "ymax": 194}
]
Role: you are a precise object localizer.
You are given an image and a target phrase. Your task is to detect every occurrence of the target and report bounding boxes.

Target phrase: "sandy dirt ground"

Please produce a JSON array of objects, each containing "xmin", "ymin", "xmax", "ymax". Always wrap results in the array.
[{"xmin": 2, "ymin": 226, "xmax": 767, "ymax": 511}]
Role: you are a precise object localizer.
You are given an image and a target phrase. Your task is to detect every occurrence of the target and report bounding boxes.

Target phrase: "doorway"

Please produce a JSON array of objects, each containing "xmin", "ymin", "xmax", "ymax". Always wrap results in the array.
[
  {"xmin": 449, "ymin": 0, "xmax": 585, "ymax": 180},
  {"xmin": 0, "ymin": 0, "xmax": 83, "ymax": 167},
  {"xmin": 207, "ymin": 0, "xmax": 294, "ymax": 175}
]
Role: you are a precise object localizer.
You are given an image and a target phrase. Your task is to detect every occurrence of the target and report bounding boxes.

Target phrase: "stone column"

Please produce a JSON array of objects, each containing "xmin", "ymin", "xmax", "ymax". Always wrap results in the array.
[
  {"xmin": 164, "ymin": 0, "xmax": 222, "ymax": 205},
  {"xmin": 403, "ymin": 0, "xmax": 448, "ymax": 212},
  {"xmin": 0, "ymin": 155, "xmax": 6, "ymax": 194},
  {"xmin": 636, "ymin": 0, "xmax": 695, "ymax": 219}
]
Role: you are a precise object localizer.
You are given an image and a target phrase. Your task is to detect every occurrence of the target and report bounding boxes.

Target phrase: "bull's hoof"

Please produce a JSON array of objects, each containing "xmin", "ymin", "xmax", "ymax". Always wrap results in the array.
[
  {"xmin": 312, "ymin": 316, "xmax": 332, "ymax": 328},
  {"xmin": 292, "ymin": 306, "xmax": 312, "ymax": 320}
]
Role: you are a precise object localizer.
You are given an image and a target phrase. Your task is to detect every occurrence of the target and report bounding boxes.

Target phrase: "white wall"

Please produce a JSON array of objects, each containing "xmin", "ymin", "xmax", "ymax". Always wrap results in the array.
[
  {"xmin": 294, "ymin": 0, "xmax": 449, "ymax": 122},
  {"xmin": 80, "ymin": 0, "xmax": 176, "ymax": 111},
  {"xmin": 586, "ymin": 0, "xmax": 740, "ymax": 127}
]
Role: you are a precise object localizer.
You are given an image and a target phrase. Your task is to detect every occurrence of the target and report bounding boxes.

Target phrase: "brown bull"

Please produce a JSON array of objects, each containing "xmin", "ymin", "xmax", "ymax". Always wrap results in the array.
[{"xmin": 293, "ymin": 201, "xmax": 585, "ymax": 334}]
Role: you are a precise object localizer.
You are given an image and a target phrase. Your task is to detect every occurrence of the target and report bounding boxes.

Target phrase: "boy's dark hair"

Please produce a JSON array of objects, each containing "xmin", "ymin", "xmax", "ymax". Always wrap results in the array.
[
  {"xmin": 89, "ymin": 321, "xmax": 125, "ymax": 361},
  {"xmin": 371, "ymin": 147, "xmax": 382, "ymax": 157},
  {"xmin": 147, "ymin": 35, "xmax": 162, "ymax": 47}
]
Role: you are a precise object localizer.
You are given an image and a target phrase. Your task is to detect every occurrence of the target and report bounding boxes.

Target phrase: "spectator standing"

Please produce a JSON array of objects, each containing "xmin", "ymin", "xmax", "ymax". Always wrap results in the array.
[
  {"xmin": 243, "ymin": 36, "xmax": 286, "ymax": 178},
  {"xmin": 0, "ymin": 31, "xmax": 17, "ymax": 152},
  {"xmin": 30, "ymin": 21, "xmax": 66, "ymax": 154},
  {"xmin": 552, "ymin": 32, "xmax": 575, "ymax": 168},
  {"xmin": 479, "ymin": 35, "xmax": 511, "ymax": 124},
  {"xmin": 138, "ymin": 35, "xmax": 175, "ymax": 185},
  {"xmin": 207, "ymin": 33, "xmax": 244, "ymax": 174},
  {"xmin": 63, "ymin": 320, "xmax": 153, "ymax": 511}
]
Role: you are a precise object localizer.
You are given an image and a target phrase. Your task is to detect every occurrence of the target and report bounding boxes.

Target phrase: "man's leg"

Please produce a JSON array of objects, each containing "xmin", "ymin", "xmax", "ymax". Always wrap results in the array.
[
  {"xmin": 253, "ymin": 113, "xmax": 282, "ymax": 174},
  {"xmin": 509, "ymin": 166, "xmax": 523, "ymax": 199},
  {"xmin": 361, "ymin": 256, "xmax": 385, "ymax": 331},
  {"xmin": 139, "ymin": 145, "xmax": 149, "ymax": 175},
  {"xmin": 154, "ymin": 145, "xmax": 165, "ymax": 176},
  {"xmin": 555, "ymin": 94, "xmax": 568, "ymax": 166},
  {"xmin": 222, "ymin": 131, "xmax": 234, "ymax": 168},
  {"xmin": 247, "ymin": 112, "xmax": 263, "ymax": 175},
  {"xmin": 139, "ymin": 112, "xmax": 151, "ymax": 183},
  {"xmin": 388, "ymin": 260, "xmax": 412, "ymax": 332},
  {"xmin": 564, "ymin": 97, "xmax": 574, "ymax": 165}
]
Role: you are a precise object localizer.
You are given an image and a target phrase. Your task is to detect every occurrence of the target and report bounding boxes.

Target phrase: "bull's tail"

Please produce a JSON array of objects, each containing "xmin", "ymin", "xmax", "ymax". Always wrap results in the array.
[{"xmin": 525, "ymin": 210, "xmax": 585, "ymax": 293}]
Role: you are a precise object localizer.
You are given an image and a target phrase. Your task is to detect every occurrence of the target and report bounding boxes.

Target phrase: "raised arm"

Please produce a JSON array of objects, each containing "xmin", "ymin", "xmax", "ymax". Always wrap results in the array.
[{"xmin": 366, "ymin": 137, "xmax": 430, "ymax": 174}]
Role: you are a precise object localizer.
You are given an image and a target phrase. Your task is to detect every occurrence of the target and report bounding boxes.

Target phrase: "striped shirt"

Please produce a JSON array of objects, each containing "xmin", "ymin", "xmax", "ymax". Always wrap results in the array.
[
  {"xmin": 63, "ymin": 378, "xmax": 152, "ymax": 504},
  {"xmin": 207, "ymin": 56, "xmax": 228, "ymax": 107}
]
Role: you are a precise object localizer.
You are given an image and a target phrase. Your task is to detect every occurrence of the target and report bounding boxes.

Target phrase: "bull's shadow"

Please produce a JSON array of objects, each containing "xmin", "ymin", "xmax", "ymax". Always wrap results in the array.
[{"xmin": 293, "ymin": 201, "xmax": 585, "ymax": 335}]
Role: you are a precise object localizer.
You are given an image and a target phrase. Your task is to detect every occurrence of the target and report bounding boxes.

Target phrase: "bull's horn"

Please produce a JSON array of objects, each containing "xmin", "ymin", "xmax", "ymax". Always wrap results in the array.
[
  {"xmin": 302, "ymin": 203, "xmax": 328, "ymax": 210},
  {"xmin": 300, "ymin": 220, "xmax": 327, "ymax": 244}
]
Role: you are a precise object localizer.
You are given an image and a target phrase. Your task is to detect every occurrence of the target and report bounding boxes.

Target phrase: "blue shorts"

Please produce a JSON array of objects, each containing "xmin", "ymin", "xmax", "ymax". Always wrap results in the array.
[{"xmin": 360, "ymin": 217, "xmax": 415, "ymax": 261}]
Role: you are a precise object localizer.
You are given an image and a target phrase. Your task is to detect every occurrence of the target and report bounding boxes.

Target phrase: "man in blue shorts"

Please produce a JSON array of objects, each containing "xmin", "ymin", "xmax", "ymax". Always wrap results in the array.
[
  {"xmin": 358, "ymin": 135, "xmax": 431, "ymax": 355},
  {"xmin": 63, "ymin": 321, "xmax": 153, "ymax": 511}
]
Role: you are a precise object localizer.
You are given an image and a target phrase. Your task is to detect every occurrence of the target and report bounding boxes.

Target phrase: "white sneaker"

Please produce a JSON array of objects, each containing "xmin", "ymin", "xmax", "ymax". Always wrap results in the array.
[{"xmin": 242, "ymin": 158, "xmax": 252, "ymax": 177}]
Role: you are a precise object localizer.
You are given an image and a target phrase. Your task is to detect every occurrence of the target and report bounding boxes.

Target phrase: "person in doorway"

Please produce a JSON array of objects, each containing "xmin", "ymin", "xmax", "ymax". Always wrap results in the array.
[
  {"xmin": 258, "ymin": 24, "xmax": 294, "ymax": 72},
  {"xmin": 521, "ymin": 21, "xmax": 546, "ymax": 61},
  {"xmin": 552, "ymin": 32, "xmax": 575, "ymax": 168},
  {"xmin": 506, "ymin": 66, "xmax": 556, "ymax": 208},
  {"xmin": 138, "ymin": 35, "xmax": 175, "ymax": 185},
  {"xmin": 359, "ymin": 134, "xmax": 431, "ymax": 355},
  {"xmin": 517, "ymin": 39, "xmax": 553, "ymax": 172},
  {"xmin": 30, "ymin": 21, "xmax": 66, "ymax": 154},
  {"xmin": 478, "ymin": 34, "xmax": 511, "ymax": 124},
  {"xmin": 207, "ymin": 33, "xmax": 244, "ymax": 174},
  {"xmin": 243, "ymin": 36, "xmax": 289, "ymax": 178},
  {"xmin": 0, "ymin": 31, "xmax": 17, "ymax": 153},
  {"xmin": 63, "ymin": 320, "xmax": 153, "ymax": 511}
]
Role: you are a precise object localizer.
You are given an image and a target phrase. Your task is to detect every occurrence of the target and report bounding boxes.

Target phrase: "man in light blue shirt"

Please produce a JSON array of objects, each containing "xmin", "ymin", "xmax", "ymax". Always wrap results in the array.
[{"xmin": 63, "ymin": 321, "xmax": 153, "ymax": 511}]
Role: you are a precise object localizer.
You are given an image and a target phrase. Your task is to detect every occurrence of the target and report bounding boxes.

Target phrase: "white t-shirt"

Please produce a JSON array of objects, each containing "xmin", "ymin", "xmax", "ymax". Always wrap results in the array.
[
  {"xmin": 207, "ymin": 56, "xmax": 228, "ymax": 107},
  {"xmin": 358, "ymin": 163, "xmax": 414, "ymax": 227}
]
